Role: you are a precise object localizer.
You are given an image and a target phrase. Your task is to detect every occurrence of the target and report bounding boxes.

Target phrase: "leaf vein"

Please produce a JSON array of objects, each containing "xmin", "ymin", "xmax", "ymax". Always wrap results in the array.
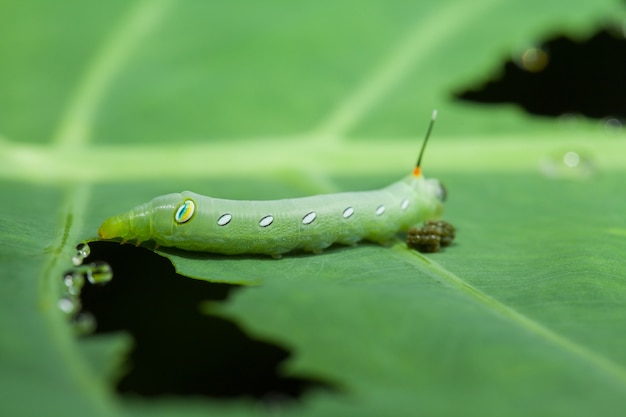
[{"xmin": 396, "ymin": 244, "xmax": 626, "ymax": 385}]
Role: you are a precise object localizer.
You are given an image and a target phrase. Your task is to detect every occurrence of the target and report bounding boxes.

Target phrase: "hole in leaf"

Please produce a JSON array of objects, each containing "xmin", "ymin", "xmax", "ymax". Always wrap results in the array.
[
  {"xmin": 456, "ymin": 26, "xmax": 626, "ymax": 119},
  {"xmin": 79, "ymin": 241, "xmax": 331, "ymax": 402}
]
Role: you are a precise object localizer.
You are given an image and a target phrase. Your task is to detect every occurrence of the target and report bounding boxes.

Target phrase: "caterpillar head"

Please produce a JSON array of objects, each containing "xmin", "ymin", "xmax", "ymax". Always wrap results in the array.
[
  {"xmin": 402, "ymin": 173, "xmax": 446, "ymax": 220},
  {"xmin": 98, "ymin": 215, "xmax": 130, "ymax": 240},
  {"xmin": 98, "ymin": 194, "xmax": 196, "ymax": 247},
  {"xmin": 427, "ymin": 178, "xmax": 447, "ymax": 202},
  {"xmin": 97, "ymin": 202, "xmax": 152, "ymax": 243}
]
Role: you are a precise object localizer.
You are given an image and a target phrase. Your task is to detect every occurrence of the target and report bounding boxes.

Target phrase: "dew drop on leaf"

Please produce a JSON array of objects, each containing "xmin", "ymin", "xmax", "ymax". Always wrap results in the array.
[
  {"xmin": 517, "ymin": 46, "xmax": 549, "ymax": 73},
  {"xmin": 72, "ymin": 242, "xmax": 91, "ymax": 266},
  {"xmin": 603, "ymin": 117, "xmax": 623, "ymax": 132},
  {"xmin": 563, "ymin": 151, "xmax": 580, "ymax": 167},
  {"xmin": 63, "ymin": 271, "xmax": 85, "ymax": 296},
  {"xmin": 540, "ymin": 150, "xmax": 595, "ymax": 179},
  {"xmin": 73, "ymin": 312, "xmax": 96, "ymax": 335},
  {"xmin": 57, "ymin": 296, "xmax": 80, "ymax": 315},
  {"xmin": 85, "ymin": 261, "xmax": 113, "ymax": 285}
]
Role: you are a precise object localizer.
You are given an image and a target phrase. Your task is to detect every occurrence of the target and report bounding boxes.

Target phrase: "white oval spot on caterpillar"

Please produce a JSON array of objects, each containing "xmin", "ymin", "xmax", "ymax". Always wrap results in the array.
[
  {"xmin": 302, "ymin": 211, "xmax": 317, "ymax": 225},
  {"xmin": 343, "ymin": 207, "xmax": 354, "ymax": 219},
  {"xmin": 174, "ymin": 199, "xmax": 195, "ymax": 224},
  {"xmin": 376, "ymin": 205, "xmax": 386, "ymax": 216},
  {"xmin": 259, "ymin": 215, "xmax": 274, "ymax": 227},
  {"xmin": 217, "ymin": 213, "xmax": 232, "ymax": 226},
  {"xmin": 401, "ymin": 199, "xmax": 409, "ymax": 210}
]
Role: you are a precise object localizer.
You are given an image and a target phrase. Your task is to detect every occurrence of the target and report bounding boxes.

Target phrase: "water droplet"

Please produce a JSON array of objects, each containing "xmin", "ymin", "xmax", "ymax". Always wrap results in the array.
[
  {"xmin": 72, "ymin": 242, "xmax": 91, "ymax": 265},
  {"xmin": 603, "ymin": 117, "xmax": 623, "ymax": 132},
  {"xmin": 563, "ymin": 151, "xmax": 580, "ymax": 167},
  {"xmin": 85, "ymin": 261, "xmax": 113, "ymax": 284},
  {"xmin": 61, "ymin": 260, "xmax": 113, "ymax": 301},
  {"xmin": 57, "ymin": 296, "xmax": 80, "ymax": 315},
  {"xmin": 63, "ymin": 271, "xmax": 86, "ymax": 296},
  {"xmin": 558, "ymin": 113, "xmax": 582, "ymax": 129},
  {"xmin": 540, "ymin": 150, "xmax": 595, "ymax": 179},
  {"xmin": 518, "ymin": 46, "xmax": 549, "ymax": 73},
  {"xmin": 73, "ymin": 312, "xmax": 96, "ymax": 335}
]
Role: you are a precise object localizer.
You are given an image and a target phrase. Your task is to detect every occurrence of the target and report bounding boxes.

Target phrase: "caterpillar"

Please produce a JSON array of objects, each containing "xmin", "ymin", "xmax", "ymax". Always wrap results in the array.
[{"xmin": 98, "ymin": 111, "xmax": 447, "ymax": 257}]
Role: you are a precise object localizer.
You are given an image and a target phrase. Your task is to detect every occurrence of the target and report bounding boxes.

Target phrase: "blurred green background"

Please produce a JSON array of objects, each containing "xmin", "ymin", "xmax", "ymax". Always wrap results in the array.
[{"xmin": 2, "ymin": 1, "xmax": 626, "ymax": 416}]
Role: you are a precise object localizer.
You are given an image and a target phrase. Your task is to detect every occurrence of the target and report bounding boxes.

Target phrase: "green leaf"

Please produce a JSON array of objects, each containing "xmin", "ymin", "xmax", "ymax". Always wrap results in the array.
[
  {"xmin": 2, "ymin": 0, "xmax": 626, "ymax": 416},
  {"xmin": 213, "ymin": 172, "xmax": 626, "ymax": 415}
]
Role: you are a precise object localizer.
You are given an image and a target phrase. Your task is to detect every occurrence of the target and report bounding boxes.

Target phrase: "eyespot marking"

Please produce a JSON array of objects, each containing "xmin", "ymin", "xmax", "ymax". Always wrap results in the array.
[
  {"xmin": 259, "ymin": 215, "xmax": 274, "ymax": 227},
  {"xmin": 174, "ymin": 199, "xmax": 195, "ymax": 224},
  {"xmin": 217, "ymin": 213, "xmax": 232, "ymax": 226},
  {"xmin": 343, "ymin": 207, "xmax": 354, "ymax": 219},
  {"xmin": 376, "ymin": 205, "xmax": 385, "ymax": 216},
  {"xmin": 302, "ymin": 211, "xmax": 317, "ymax": 225},
  {"xmin": 401, "ymin": 199, "xmax": 409, "ymax": 210}
]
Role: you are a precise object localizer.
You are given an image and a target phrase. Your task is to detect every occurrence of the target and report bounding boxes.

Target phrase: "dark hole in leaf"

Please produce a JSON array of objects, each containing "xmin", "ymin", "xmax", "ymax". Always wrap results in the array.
[
  {"xmin": 79, "ymin": 241, "xmax": 332, "ymax": 402},
  {"xmin": 456, "ymin": 27, "xmax": 626, "ymax": 119}
]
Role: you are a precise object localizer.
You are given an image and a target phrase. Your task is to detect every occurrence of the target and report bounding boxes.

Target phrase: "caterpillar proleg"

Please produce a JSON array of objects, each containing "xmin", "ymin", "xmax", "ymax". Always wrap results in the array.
[{"xmin": 98, "ymin": 111, "xmax": 447, "ymax": 257}]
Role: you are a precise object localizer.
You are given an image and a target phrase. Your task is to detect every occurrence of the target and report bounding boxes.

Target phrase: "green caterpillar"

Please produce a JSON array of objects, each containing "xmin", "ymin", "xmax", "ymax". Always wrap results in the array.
[{"xmin": 98, "ymin": 112, "xmax": 446, "ymax": 257}]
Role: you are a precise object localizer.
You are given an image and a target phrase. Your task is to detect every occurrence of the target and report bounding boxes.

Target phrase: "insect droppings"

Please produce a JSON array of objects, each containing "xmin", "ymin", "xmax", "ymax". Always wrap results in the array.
[{"xmin": 406, "ymin": 220, "xmax": 456, "ymax": 253}]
